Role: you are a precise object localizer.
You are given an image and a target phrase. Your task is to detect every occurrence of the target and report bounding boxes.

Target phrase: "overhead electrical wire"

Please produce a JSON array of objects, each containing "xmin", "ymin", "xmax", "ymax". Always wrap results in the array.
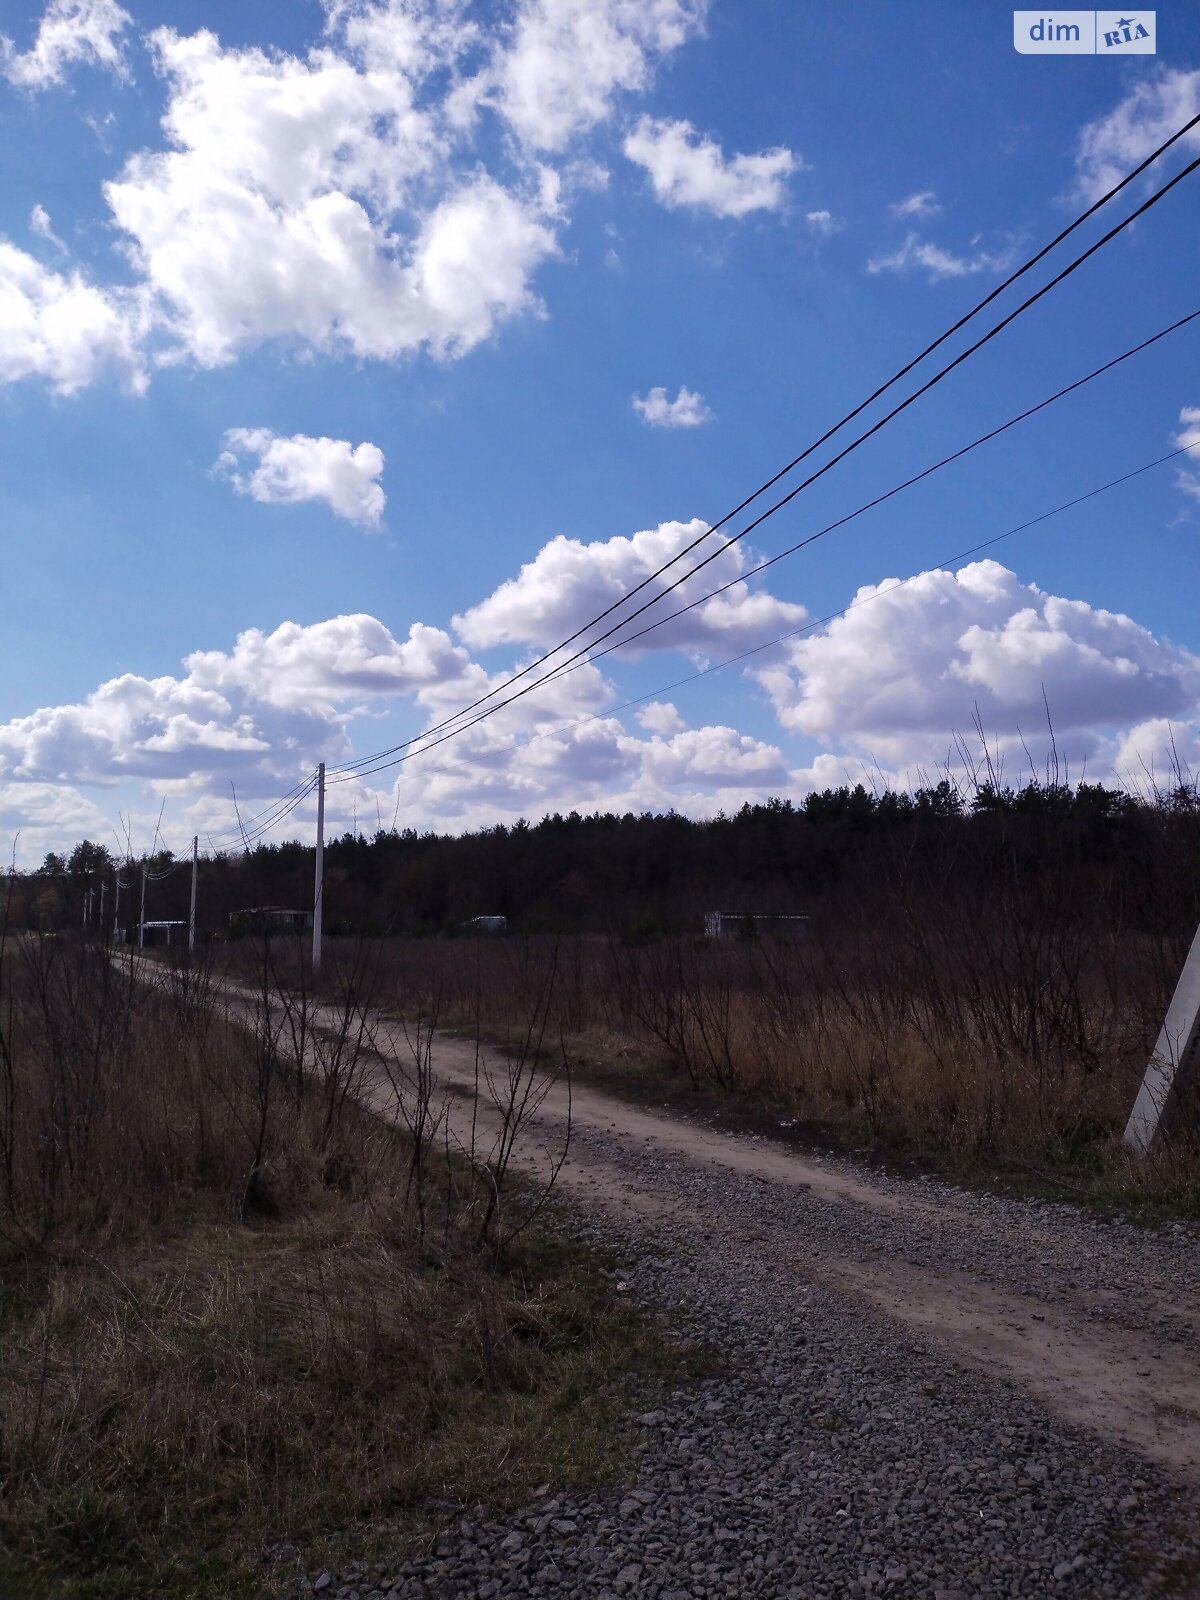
[
  {"xmin": 345, "ymin": 437, "xmax": 1200, "ymax": 797},
  {"xmin": 326, "ymin": 110, "xmax": 1200, "ymax": 780},
  {"xmin": 329, "ymin": 153, "xmax": 1200, "ymax": 779},
  {"xmin": 327, "ymin": 303, "xmax": 1200, "ymax": 787},
  {"xmin": 511, "ymin": 308, "xmax": 1200, "ymax": 683},
  {"xmin": 106, "ymin": 742, "xmax": 320, "ymax": 868},
  {"xmin": 206, "ymin": 775, "xmax": 320, "ymax": 854},
  {"xmin": 31, "ymin": 778, "xmax": 320, "ymax": 881},
  {"xmin": 73, "ymin": 115, "xmax": 1200, "ymax": 857},
  {"xmin": 114, "ymin": 437, "xmax": 1200, "ymax": 859},
  {"xmin": 205, "ymin": 772, "xmax": 320, "ymax": 849}
]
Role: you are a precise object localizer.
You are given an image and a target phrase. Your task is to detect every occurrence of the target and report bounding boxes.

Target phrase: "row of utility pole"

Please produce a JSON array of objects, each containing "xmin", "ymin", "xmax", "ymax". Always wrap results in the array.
[
  {"xmin": 78, "ymin": 766, "xmax": 328, "ymax": 970},
  {"xmin": 83, "ymin": 841, "xmax": 201, "ymax": 953},
  {"xmin": 28, "ymin": 752, "xmax": 1200, "ymax": 1156}
]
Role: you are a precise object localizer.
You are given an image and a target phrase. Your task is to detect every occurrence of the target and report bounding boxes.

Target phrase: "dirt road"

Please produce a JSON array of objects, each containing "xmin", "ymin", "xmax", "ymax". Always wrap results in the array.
[
  {"xmin": 194, "ymin": 973, "xmax": 1200, "ymax": 1595},
  {"xmin": 353, "ymin": 1015, "xmax": 1200, "ymax": 1484}
]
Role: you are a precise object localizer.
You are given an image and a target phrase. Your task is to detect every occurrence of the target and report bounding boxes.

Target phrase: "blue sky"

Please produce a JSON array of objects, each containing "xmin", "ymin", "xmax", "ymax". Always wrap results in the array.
[{"xmin": 1, "ymin": 0, "xmax": 1198, "ymax": 865}]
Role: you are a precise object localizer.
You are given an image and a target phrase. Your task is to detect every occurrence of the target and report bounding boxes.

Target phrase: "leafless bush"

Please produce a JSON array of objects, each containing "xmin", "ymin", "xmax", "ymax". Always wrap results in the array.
[
  {"xmin": 467, "ymin": 938, "xmax": 570, "ymax": 1249},
  {"xmin": 344, "ymin": 885, "xmax": 1193, "ymax": 1192},
  {"xmin": 0, "ymin": 913, "xmax": 603, "ymax": 1590}
]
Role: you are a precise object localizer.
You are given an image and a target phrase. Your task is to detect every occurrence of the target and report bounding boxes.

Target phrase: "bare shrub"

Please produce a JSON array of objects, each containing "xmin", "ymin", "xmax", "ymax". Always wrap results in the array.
[
  {"xmin": 327, "ymin": 842, "xmax": 1195, "ymax": 1198},
  {"xmin": 0, "ymin": 920, "xmax": 618, "ymax": 1592}
]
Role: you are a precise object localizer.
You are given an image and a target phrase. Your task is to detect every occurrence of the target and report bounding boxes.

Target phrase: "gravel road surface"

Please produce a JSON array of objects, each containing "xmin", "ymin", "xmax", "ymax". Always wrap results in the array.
[{"xmin": 235, "ymin": 1000, "xmax": 1200, "ymax": 1599}]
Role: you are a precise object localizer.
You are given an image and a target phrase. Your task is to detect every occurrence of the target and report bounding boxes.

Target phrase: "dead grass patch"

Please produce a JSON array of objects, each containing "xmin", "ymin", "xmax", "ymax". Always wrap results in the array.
[
  {"xmin": 267, "ymin": 931, "xmax": 1200, "ymax": 1214},
  {"xmin": 0, "ymin": 936, "xmax": 695, "ymax": 1599}
]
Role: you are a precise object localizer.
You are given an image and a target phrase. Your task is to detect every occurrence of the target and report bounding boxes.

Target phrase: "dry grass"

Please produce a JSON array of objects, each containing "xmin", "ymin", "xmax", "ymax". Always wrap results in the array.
[
  {"xmin": 264, "ymin": 929, "xmax": 1200, "ymax": 1212},
  {"xmin": 0, "ymin": 933, "xmax": 691, "ymax": 1599}
]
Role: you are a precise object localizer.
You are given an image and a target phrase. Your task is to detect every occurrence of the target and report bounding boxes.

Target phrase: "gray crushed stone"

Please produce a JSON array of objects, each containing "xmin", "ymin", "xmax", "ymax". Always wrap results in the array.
[{"xmin": 285, "ymin": 1119, "xmax": 1200, "ymax": 1599}]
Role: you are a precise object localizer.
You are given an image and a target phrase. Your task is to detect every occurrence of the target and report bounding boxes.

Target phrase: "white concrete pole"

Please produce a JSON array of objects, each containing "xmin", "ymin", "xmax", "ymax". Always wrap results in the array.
[
  {"xmin": 113, "ymin": 872, "xmax": 121, "ymax": 942},
  {"xmin": 1125, "ymin": 920, "xmax": 1200, "ymax": 1153},
  {"xmin": 312, "ymin": 762, "xmax": 325, "ymax": 970},
  {"xmin": 138, "ymin": 864, "xmax": 147, "ymax": 949},
  {"xmin": 188, "ymin": 835, "xmax": 199, "ymax": 956}
]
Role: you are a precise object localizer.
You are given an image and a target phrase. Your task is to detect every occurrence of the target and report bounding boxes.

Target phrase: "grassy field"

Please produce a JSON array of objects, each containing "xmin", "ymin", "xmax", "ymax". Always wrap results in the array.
[
  {"xmin": 227, "ymin": 925, "xmax": 1200, "ymax": 1217},
  {"xmin": 0, "ymin": 931, "xmax": 699, "ymax": 1600}
]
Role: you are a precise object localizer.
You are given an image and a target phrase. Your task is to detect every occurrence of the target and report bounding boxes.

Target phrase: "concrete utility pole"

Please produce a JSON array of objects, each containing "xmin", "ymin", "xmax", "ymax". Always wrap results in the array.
[
  {"xmin": 312, "ymin": 762, "xmax": 325, "ymax": 971},
  {"xmin": 138, "ymin": 863, "xmax": 147, "ymax": 949},
  {"xmin": 99, "ymin": 879, "xmax": 106, "ymax": 934},
  {"xmin": 113, "ymin": 871, "xmax": 122, "ymax": 942},
  {"xmin": 188, "ymin": 835, "xmax": 199, "ymax": 956},
  {"xmin": 1125, "ymin": 920, "xmax": 1200, "ymax": 1153}
]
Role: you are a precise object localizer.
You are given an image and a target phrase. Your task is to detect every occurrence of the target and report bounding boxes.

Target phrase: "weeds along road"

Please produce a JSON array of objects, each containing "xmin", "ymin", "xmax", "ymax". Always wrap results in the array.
[{"xmin": 193, "ymin": 966, "xmax": 1200, "ymax": 1597}]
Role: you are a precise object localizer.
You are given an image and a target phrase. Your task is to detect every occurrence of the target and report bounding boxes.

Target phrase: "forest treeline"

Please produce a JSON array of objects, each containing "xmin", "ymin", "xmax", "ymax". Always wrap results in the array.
[{"xmin": 12, "ymin": 777, "xmax": 1200, "ymax": 948}]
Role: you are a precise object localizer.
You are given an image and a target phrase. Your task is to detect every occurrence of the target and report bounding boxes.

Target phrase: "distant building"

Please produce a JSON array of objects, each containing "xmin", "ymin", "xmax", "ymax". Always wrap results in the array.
[
  {"xmin": 461, "ymin": 914, "xmax": 508, "ymax": 934},
  {"xmin": 704, "ymin": 910, "xmax": 810, "ymax": 940},
  {"xmin": 117, "ymin": 919, "xmax": 189, "ymax": 947},
  {"xmin": 228, "ymin": 906, "xmax": 313, "ymax": 937}
]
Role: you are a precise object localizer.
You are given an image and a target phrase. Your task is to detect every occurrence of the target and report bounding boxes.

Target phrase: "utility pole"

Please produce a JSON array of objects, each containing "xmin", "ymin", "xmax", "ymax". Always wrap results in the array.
[
  {"xmin": 99, "ymin": 878, "xmax": 106, "ymax": 936},
  {"xmin": 113, "ymin": 870, "xmax": 122, "ymax": 943},
  {"xmin": 1125, "ymin": 920, "xmax": 1200, "ymax": 1152},
  {"xmin": 138, "ymin": 863, "xmax": 147, "ymax": 949},
  {"xmin": 312, "ymin": 762, "xmax": 325, "ymax": 971},
  {"xmin": 189, "ymin": 835, "xmax": 199, "ymax": 956}
]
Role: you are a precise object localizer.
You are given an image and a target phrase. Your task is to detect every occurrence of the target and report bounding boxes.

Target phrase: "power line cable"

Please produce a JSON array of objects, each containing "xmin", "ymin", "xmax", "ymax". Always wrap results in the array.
[
  {"xmin": 45, "ymin": 442, "xmax": 1192, "ymax": 867},
  {"xmin": 345, "ymin": 438, "xmax": 1199, "ymax": 796},
  {"xmin": 326, "ymin": 113, "xmax": 1200, "ymax": 778},
  {"xmin": 206, "ymin": 776, "xmax": 320, "ymax": 853},
  {"xmin": 235, "ymin": 792, "xmax": 317, "ymax": 849},
  {"xmin": 209, "ymin": 776, "xmax": 319, "ymax": 847},
  {"xmin": 205, "ymin": 772, "xmax": 319, "ymax": 848},
  {"xmin": 36, "ymin": 129, "xmax": 1196, "ymax": 864},
  {"xmin": 347, "ymin": 155, "xmax": 1199, "ymax": 767},
  {"xmin": 329, "ymin": 303, "xmax": 1200, "ymax": 786},
  {"xmin": 523, "ymin": 308, "xmax": 1200, "ymax": 680}
]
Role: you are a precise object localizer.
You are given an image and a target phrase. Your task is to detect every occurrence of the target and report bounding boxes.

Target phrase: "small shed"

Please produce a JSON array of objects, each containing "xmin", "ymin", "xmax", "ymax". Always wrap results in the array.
[{"xmin": 228, "ymin": 907, "xmax": 314, "ymax": 937}]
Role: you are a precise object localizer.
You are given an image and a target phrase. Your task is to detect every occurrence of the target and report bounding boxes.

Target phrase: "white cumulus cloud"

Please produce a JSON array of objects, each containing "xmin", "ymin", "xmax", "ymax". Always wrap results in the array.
[
  {"xmin": 0, "ymin": 240, "xmax": 145, "ymax": 393},
  {"xmin": 5, "ymin": 554, "xmax": 1199, "ymax": 861},
  {"xmin": 890, "ymin": 190, "xmax": 940, "ymax": 218},
  {"xmin": 805, "ymin": 209, "xmax": 840, "ymax": 237},
  {"xmin": 632, "ymin": 384, "xmax": 713, "ymax": 428},
  {"xmin": 104, "ymin": 25, "xmax": 559, "ymax": 370},
  {"xmin": 1111, "ymin": 718, "xmax": 1200, "ymax": 785},
  {"xmin": 0, "ymin": 674, "xmax": 291, "ymax": 789},
  {"xmin": 634, "ymin": 724, "xmax": 788, "ymax": 787},
  {"xmin": 454, "ymin": 516, "xmax": 805, "ymax": 661},
  {"xmin": 0, "ymin": 781, "xmax": 113, "ymax": 863},
  {"xmin": 184, "ymin": 615, "xmax": 475, "ymax": 713},
  {"xmin": 482, "ymin": 0, "xmax": 707, "ymax": 153},
  {"xmin": 637, "ymin": 700, "xmax": 685, "ymax": 734},
  {"xmin": 354, "ymin": 709, "xmax": 792, "ymax": 839},
  {"xmin": 867, "ymin": 232, "xmax": 1009, "ymax": 282},
  {"xmin": 0, "ymin": 3, "xmax": 719, "ymax": 393},
  {"xmin": 1074, "ymin": 67, "xmax": 1200, "ymax": 202},
  {"xmin": 216, "ymin": 428, "xmax": 387, "ymax": 528},
  {"xmin": 624, "ymin": 116, "xmax": 797, "ymax": 218},
  {"xmin": 754, "ymin": 559, "xmax": 1200, "ymax": 771},
  {"xmin": 2, "ymin": 0, "xmax": 131, "ymax": 89},
  {"xmin": 0, "ymin": 613, "xmax": 486, "ymax": 794}
]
